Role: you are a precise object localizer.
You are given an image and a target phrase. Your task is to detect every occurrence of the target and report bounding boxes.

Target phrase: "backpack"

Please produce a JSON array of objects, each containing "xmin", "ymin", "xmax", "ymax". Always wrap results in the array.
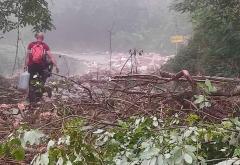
[{"xmin": 31, "ymin": 43, "xmax": 45, "ymax": 64}]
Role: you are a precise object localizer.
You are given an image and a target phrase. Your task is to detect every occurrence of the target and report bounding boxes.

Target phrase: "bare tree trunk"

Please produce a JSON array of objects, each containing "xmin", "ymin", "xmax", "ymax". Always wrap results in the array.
[{"xmin": 12, "ymin": 17, "xmax": 20, "ymax": 75}]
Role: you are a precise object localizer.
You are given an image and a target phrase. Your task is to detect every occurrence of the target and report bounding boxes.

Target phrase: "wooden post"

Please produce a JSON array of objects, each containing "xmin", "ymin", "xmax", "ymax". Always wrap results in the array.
[{"xmin": 108, "ymin": 22, "xmax": 115, "ymax": 75}]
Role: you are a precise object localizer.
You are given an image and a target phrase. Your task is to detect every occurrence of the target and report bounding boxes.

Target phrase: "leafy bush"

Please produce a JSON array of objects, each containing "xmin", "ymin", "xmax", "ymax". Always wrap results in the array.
[
  {"xmin": 3, "ymin": 115, "xmax": 240, "ymax": 164},
  {"xmin": 0, "ymin": 138, "xmax": 25, "ymax": 161},
  {"xmin": 166, "ymin": 0, "xmax": 240, "ymax": 77}
]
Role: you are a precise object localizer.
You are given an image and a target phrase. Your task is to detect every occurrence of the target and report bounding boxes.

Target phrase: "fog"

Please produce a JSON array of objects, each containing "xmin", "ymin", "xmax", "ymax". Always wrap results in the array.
[
  {"xmin": 0, "ymin": 0, "xmax": 192, "ymax": 54},
  {"xmin": 0, "ymin": 0, "xmax": 192, "ymax": 76},
  {"xmin": 47, "ymin": 0, "xmax": 192, "ymax": 53}
]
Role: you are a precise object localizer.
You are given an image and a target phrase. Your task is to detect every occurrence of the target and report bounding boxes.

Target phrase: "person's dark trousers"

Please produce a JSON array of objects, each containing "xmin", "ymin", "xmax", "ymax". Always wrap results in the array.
[
  {"xmin": 28, "ymin": 63, "xmax": 48, "ymax": 84},
  {"xmin": 27, "ymin": 63, "xmax": 52, "ymax": 101}
]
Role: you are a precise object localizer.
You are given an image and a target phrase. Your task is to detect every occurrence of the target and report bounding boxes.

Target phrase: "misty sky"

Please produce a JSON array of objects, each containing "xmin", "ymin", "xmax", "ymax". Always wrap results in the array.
[
  {"xmin": 0, "ymin": 0, "xmax": 192, "ymax": 54},
  {"xmin": 46, "ymin": 0, "xmax": 192, "ymax": 53}
]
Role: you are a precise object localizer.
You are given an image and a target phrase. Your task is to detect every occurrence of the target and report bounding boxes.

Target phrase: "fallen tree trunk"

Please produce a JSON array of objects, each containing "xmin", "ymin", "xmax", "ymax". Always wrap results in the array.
[
  {"xmin": 113, "ymin": 70, "xmax": 240, "ymax": 97},
  {"xmin": 114, "ymin": 72, "xmax": 240, "ymax": 83}
]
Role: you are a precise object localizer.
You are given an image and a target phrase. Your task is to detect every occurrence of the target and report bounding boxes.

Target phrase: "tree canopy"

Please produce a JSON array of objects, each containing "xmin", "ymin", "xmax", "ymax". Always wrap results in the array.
[
  {"xmin": 0, "ymin": 0, "xmax": 54, "ymax": 34},
  {"xmin": 167, "ymin": 0, "xmax": 240, "ymax": 76}
]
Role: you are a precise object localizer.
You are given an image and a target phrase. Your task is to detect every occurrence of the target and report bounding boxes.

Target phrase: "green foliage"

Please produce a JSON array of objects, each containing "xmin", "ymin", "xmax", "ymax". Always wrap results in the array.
[
  {"xmin": 99, "ymin": 116, "xmax": 240, "ymax": 164},
  {"xmin": 4, "ymin": 116, "xmax": 240, "ymax": 164},
  {"xmin": 0, "ymin": 138, "xmax": 25, "ymax": 161},
  {"xmin": 197, "ymin": 127, "xmax": 234, "ymax": 160},
  {"xmin": 0, "ymin": 129, "xmax": 47, "ymax": 162},
  {"xmin": 194, "ymin": 95, "xmax": 211, "ymax": 109},
  {"xmin": 0, "ymin": 0, "xmax": 55, "ymax": 33},
  {"xmin": 202, "ymin": 79, "xmax": 217, "ymax": 94},
  {"xmin": 30, "ymin": 116, "xmax": 240, "ymax": 164},
  {"xmin": 193, "ymin": 79, "xmax": 217, "ymax": 109},
  {"xmin": 234, "ymin": 148, "xmax": 240, "ymax": 157},
  {"xmin": 167, "ymin": 0, "xmax": 240, "ymax": 77},
  {"xmin": 98, "ymin": 117, "xmax": 200, "ymax": 164},
  {"xmin": 163, "ymin": 40, "xmax": 201, "ymax": 74},
  {"xmin": 32, "ymin": 118, "xmax": 103, "ymax": 165},
  {"xmin": 186, "ymin": 114, "xmax": 200, "ymax": 126}
]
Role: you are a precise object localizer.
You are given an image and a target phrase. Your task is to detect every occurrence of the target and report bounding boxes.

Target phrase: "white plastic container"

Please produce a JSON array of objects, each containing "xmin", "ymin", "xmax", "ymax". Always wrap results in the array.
[{"xmin": 18, "ymin": 71, "xmax": 30, "ymax": 91}]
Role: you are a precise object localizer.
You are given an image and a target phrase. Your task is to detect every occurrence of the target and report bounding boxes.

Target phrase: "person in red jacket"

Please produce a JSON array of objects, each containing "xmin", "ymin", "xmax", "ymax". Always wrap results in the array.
[{"xmin": 24, "ymin": 32, "xmax": 59, "ymax": 83}]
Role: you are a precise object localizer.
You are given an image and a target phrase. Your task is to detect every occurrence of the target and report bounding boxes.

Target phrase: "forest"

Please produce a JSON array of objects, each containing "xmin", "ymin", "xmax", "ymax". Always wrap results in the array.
[{"xmin": 0, "ymin": 0, "xmax": 240, "ymax": 165}]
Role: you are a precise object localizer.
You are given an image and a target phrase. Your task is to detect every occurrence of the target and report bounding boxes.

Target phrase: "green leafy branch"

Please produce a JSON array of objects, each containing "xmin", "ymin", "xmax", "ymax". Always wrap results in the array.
[
  {"xmin": 0, "ymin": 0, "xmax": 55, "ymax": 34},
  {"xmin": 3, "ymin": 116, "xmax": 240, "ymax": 164},
  {"xmin": 194, "ymin": 79, "xmax": 217, "ymax": 109}
]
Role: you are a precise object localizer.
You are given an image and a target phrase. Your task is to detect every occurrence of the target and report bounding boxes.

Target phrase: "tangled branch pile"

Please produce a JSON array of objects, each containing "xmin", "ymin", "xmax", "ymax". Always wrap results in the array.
[
  {"xmin": 52, "ymin": 69, "xmax": 240, "ymax": 123},
  {"xmin": 1, "ymin": 70, "xmax": 240, "ymax": 140},
  {"xmin": 0, "ymin": 70, "xmax": 240, "ymax": 164}
]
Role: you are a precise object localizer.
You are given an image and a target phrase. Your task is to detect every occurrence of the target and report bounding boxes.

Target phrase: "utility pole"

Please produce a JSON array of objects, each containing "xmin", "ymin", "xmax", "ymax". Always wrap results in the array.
[
  {"xmin": 175, "ymin": 14, "xmax": 179, "ymax": 55},
  {"xmin": 109, "ymin": 30, "xmax": 112, "ymax": 74}
]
